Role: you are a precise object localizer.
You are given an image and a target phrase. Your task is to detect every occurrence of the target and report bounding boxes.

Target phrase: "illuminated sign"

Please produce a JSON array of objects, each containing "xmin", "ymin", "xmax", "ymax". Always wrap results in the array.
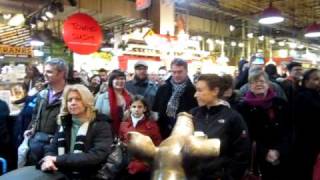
[{"xmin": 0, "ymin": 45, "xmax": 32, "ymax": 57}]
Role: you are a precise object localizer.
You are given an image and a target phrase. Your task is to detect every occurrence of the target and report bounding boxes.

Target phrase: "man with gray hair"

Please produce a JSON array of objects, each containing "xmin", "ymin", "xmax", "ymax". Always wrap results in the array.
[
  {"xmin": 152, "ymin": 58, "xmax": 197, "ymax": 138},
  {"xmin": 24, "ymin": 58, "xmax": 68, "ymax": 165}
]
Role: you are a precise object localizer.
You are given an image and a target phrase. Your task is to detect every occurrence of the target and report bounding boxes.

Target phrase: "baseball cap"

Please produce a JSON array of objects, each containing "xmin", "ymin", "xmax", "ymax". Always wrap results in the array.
[{"xmin": 134, "ymin": 61, "xmax": 148, "ymax": 69}]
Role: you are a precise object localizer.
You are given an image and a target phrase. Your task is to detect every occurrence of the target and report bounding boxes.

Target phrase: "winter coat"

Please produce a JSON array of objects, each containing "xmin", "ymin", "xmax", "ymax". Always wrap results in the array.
[
  {"xmin": 28, "ymin": 88, "xmax": 63, "ymax": 134},
  {"xmin": 119, "ymin": 116, "xmax": 161, "ymax": 175},
  {"xmin": 0, "ymin": 99, "xmax": 10, "ymax": 149},
  {"xmin": 236, "ymin": 94, "xmax": 292, "ymax": 180},
  {"xmin": 292, "ymin": 88, "xmax": 320, "ymax": 180},
  {"xmin": 125, "ymin": 79, "xmax": 158, "ymax": 107},
  {"xmin": 43, "ymin": 114, "xmax": 113, "ymax": 179},
  {"xmin": 152, "ymin": 77, "xmax": 198, "ymax": 138},
  {"xmin": 189, "ymin": 105, "xmax": 250, "ymax": 180}
]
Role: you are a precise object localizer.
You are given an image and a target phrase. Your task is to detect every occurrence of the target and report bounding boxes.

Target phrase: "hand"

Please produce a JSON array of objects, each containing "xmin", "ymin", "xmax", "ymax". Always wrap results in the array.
[
  {"xmin": 266, "ymin": 149, "xmax": 280, "ymax": 163},
  {"xmin": 41, "ymin": 157, "xmax": 58, "ymax": 171},
  {"xmin": 42, "ymin": 155, "xmax": 57, "ymax": 163},
  {"xmin": 23, "ymin": 128, "xmax": 34, "ymax": 138}
]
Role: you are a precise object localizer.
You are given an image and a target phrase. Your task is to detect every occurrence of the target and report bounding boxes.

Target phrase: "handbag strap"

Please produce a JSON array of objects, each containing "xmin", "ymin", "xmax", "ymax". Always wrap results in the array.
[
  {"xmin": 34, "ymin": 97, "xmax": 45, "ymax": 131},
  {"xmin": 249, "ymin": 141, "xmax": 262, "ymax": 175}
]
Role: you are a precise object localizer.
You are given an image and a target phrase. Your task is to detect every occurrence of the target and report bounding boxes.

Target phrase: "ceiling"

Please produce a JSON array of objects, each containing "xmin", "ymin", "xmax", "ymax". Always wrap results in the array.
[{"xmin": 176, "ymin": 0, "xmax": 320, "ymax": 38}]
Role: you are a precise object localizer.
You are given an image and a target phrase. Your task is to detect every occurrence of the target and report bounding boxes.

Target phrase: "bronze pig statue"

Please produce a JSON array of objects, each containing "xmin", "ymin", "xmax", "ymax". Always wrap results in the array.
[{"xmin": 127, "ymin": 112, "xmax": 220, "ymax": 180}]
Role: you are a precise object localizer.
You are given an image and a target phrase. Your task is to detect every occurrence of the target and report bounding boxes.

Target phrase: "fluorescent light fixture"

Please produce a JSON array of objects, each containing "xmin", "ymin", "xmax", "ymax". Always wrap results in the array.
[
  {"xmin": 231, "ymin": 41, "xmax": 237, "ymax": 46},
  {"xmin": 247, "ymin": 33, "xmax": 254, "ymax": 38},
  {"xmin": 238, "ymin": 42, "xmax": 244, "ymax": 47}
]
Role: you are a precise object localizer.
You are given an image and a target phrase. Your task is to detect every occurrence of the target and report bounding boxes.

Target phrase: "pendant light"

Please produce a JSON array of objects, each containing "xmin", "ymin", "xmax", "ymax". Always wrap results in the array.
[
  {"xmin": 304, "ymin": 23, "xmax": 320, "ymax": 38},
  {"xmin": 258, "ymin": 2, "xmax": 284, "ymax": 25}
]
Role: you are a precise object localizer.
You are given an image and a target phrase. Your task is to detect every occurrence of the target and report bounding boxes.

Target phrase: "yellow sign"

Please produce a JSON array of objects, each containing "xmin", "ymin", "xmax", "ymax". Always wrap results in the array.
[{"xmin": 0, "ymin": 45, "xmax": 33, "ymax": 57}]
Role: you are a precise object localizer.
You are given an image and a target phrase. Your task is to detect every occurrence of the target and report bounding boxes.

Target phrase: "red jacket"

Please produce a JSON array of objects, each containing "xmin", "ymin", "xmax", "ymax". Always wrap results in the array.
[{"xmin": 119, "ymin": 116, "xmax": 162, "ymax": 174}]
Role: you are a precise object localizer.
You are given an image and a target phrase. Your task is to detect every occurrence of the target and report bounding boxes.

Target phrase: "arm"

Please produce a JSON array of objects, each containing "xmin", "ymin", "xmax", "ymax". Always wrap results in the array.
[
  {"xmin": 199, "ymin": 113, "xmax": 250, "ymax": 179},
  {"xmin": 55, "ymin": 121, "xmax": 113, "ymax": 169}
]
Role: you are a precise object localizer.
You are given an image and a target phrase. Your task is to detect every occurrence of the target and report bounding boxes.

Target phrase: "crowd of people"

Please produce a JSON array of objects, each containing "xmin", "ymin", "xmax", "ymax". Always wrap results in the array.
[{"xmin": 0, "ymin": 56, "xmax": 319, "ymax": 180}]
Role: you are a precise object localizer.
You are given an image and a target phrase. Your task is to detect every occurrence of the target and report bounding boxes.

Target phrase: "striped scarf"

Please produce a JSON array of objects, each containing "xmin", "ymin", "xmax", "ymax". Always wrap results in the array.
[
  {"xmin": 166, "ymin": 79, "xmax": 187, "ymax": 119},
  {"xmin": 57, "ymin": 121, "xmax": 89, "ymax": 155}
]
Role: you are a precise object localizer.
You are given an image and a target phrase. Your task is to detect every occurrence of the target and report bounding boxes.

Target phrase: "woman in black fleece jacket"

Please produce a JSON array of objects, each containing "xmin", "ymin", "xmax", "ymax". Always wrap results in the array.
[{"xmin": 189, "ymin": 74, "xmax": 250, "ymax": 180}]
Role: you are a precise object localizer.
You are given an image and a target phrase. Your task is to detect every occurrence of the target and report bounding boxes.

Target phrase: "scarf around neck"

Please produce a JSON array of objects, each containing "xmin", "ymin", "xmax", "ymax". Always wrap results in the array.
[
  {"xmin": 166, "ymin": 78, "xmax": 188, "ymax": 119},
  {"xmin": 244, "ymin": 88, "xmax": 276, "ymax": 109},
  {"xmin": 58, "ymin": 121, "xmax": 89, "ymax": 155},
  {"xmin": 108, "ymin": 87, "xmax": 131, "ymax": 135}
]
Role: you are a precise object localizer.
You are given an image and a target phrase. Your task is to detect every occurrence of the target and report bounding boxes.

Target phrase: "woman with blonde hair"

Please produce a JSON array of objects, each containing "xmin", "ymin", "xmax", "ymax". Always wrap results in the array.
[{"xmin": 39, "ymin": 84, "xmax": 113, "ymax": 179}]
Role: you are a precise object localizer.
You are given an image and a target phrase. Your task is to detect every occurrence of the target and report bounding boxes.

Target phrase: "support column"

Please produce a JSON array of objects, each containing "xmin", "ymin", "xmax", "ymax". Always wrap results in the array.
[{"xmin": 149, "ymin": 0, "xmax": 175, "ymax": 35}]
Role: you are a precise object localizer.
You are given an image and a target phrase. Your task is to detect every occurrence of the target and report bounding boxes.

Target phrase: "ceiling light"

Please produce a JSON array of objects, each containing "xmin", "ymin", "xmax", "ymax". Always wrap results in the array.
[
  {"xmin": 247, "ymin": 33, "xmax": 254, "ymax": 38},
  {"xmin": 3, "ymin": 13, "xmax": 12, "ymax": 20},
  {"xmin": 229, "ymin": 25, "xmax": 235, "ymax": 32},
  {"xmin": 304, "ymin": 23, "xmax": 320, "ymax": 38},
  {"xmin": 278, "ymin": 41, "xmax": 285, "ymax": 46},
  {"xmin": 30, "ymin": 34, "xmax": 44, "ymax": 46},
  {"xmin": 238, "ymin": 42, "xmax": 244, "ymax": 47},
  {"xmin": 206, "ymin": 38, "xmax": 213, "ymax": 44},
  {"xmin": 41, "ymin": 15, "xmax": 48, "ymax": 21},
  {"xmin": 231, "ymin": 41, "xmax": 237, "ymax": 46},
  {"xmin": 298, "ymin": 44, "xmax": 304, "ymax": 49},
  {"xmin": 288, "ymin": 42, "xmax": 297, "ymax": 49},
  {"xmin": 258, "ymin": 3, "xmax": 284, "ymax": 25},
  {"xmin": 7, "ymin": 14, "xmax": 25, "ymax": 26},
  {"xmin": 258, "ymin": 35, "xmax": 264, "ymax": 41},
  {"xmin": 45, "ymin": 11, "xmax": 55, "ymax": 19},
  {"xmin": 269, "ymin": 39, "xmax": 275, "ymax": 44}
]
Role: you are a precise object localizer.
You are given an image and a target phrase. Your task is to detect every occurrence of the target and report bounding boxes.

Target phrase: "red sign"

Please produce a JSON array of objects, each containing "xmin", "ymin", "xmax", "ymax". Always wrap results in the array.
[
  {"xmin": 136, "ymin": 0, "xmax": 151, "ymax": 11},
  {"xmin": 63, "ymin": 13, "xmax": 103, "ymax": 55}
]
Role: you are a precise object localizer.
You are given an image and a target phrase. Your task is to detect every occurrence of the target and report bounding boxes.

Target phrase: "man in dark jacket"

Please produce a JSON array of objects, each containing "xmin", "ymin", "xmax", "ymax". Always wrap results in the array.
[
  {"xmin": 126, "ymin": 61, "xmax": 158, "ymax": 107},
  {"xmin": 152, "ymin": 58, "xmax": 197, "ymax": 138},
  {"xmin": 279, "ymin": 62, "xmax": 303, "ymax": 104},
  {"xmin": 25, "ymin": 58, "xmax": 68, "ymax": 164}
]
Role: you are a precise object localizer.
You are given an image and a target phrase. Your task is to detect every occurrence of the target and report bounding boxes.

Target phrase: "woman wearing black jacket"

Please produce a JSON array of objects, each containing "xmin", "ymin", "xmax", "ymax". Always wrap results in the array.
[
  {"xmin": 292, "ymin": 69, "xmax": 320, "ymax": 180},
  {"xmin": 189, "ymin": 74, "xmax": 250, "ymax": 180},
  {"xmin": 236, "ymin": 70, "xmax": 291, "ymax": 180},
  {"xmin": 39, "ymin": 84, "xmax": 113, "ymax": 179}
]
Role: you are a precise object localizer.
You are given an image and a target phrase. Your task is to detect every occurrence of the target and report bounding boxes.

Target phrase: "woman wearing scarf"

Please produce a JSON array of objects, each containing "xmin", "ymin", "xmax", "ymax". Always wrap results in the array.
[
  {"xmin": 236, "ymin": 70, "xmax": 291, "ymax": 180},
  {"xmin": 95, "ymin": 70, "xmax": 132, "ymax": 135},
  {"xmin": 41, "ymin": 84, "xmax": 113, "ymax": 178},
  {"xmin": 1, "ymin": 84, "xmax": 113, "ymax": 179}
]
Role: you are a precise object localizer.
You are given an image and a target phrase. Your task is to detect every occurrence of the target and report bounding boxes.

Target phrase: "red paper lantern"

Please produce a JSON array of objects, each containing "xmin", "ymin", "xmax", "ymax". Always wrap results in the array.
[{"xmin": 63, "ymin": 13, "xmax": 102, "ymax": 55}]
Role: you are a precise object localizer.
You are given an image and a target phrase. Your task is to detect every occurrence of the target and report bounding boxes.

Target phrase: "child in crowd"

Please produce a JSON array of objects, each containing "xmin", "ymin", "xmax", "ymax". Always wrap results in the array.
[{"xmin": 119, "ymin": 95, "xmax": 162, "ymax": 180}]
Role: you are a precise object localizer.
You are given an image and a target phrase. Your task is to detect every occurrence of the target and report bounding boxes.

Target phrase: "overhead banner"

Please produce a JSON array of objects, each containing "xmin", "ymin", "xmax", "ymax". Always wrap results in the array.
[
  {"xmin": 136, "ymin": 0, "xmax": 151, "ymax": 11},
  {"xmin": 63, "ymin": 13, "xmax": 103, "ymax": 55}
]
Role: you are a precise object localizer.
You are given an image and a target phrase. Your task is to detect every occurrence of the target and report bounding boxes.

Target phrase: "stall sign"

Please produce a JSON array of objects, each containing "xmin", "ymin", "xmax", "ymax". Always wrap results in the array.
[
  {"xmin": 63, "ymin": 13, "xmax": 103, "ymax": 55},
  {"xmin": 0, "ymin": 45, "xmax": 32, "ymax": 57},
  {"xmin": 136, "ymin": 0, "xmax": 151, "ymax": 11}
]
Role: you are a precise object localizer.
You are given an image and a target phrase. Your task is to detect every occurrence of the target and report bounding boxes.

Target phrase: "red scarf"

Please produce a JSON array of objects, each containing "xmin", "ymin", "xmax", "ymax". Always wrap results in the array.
[{"xmin": 108, "ymin": 87, "xmax": 131, "ymax": 135}]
